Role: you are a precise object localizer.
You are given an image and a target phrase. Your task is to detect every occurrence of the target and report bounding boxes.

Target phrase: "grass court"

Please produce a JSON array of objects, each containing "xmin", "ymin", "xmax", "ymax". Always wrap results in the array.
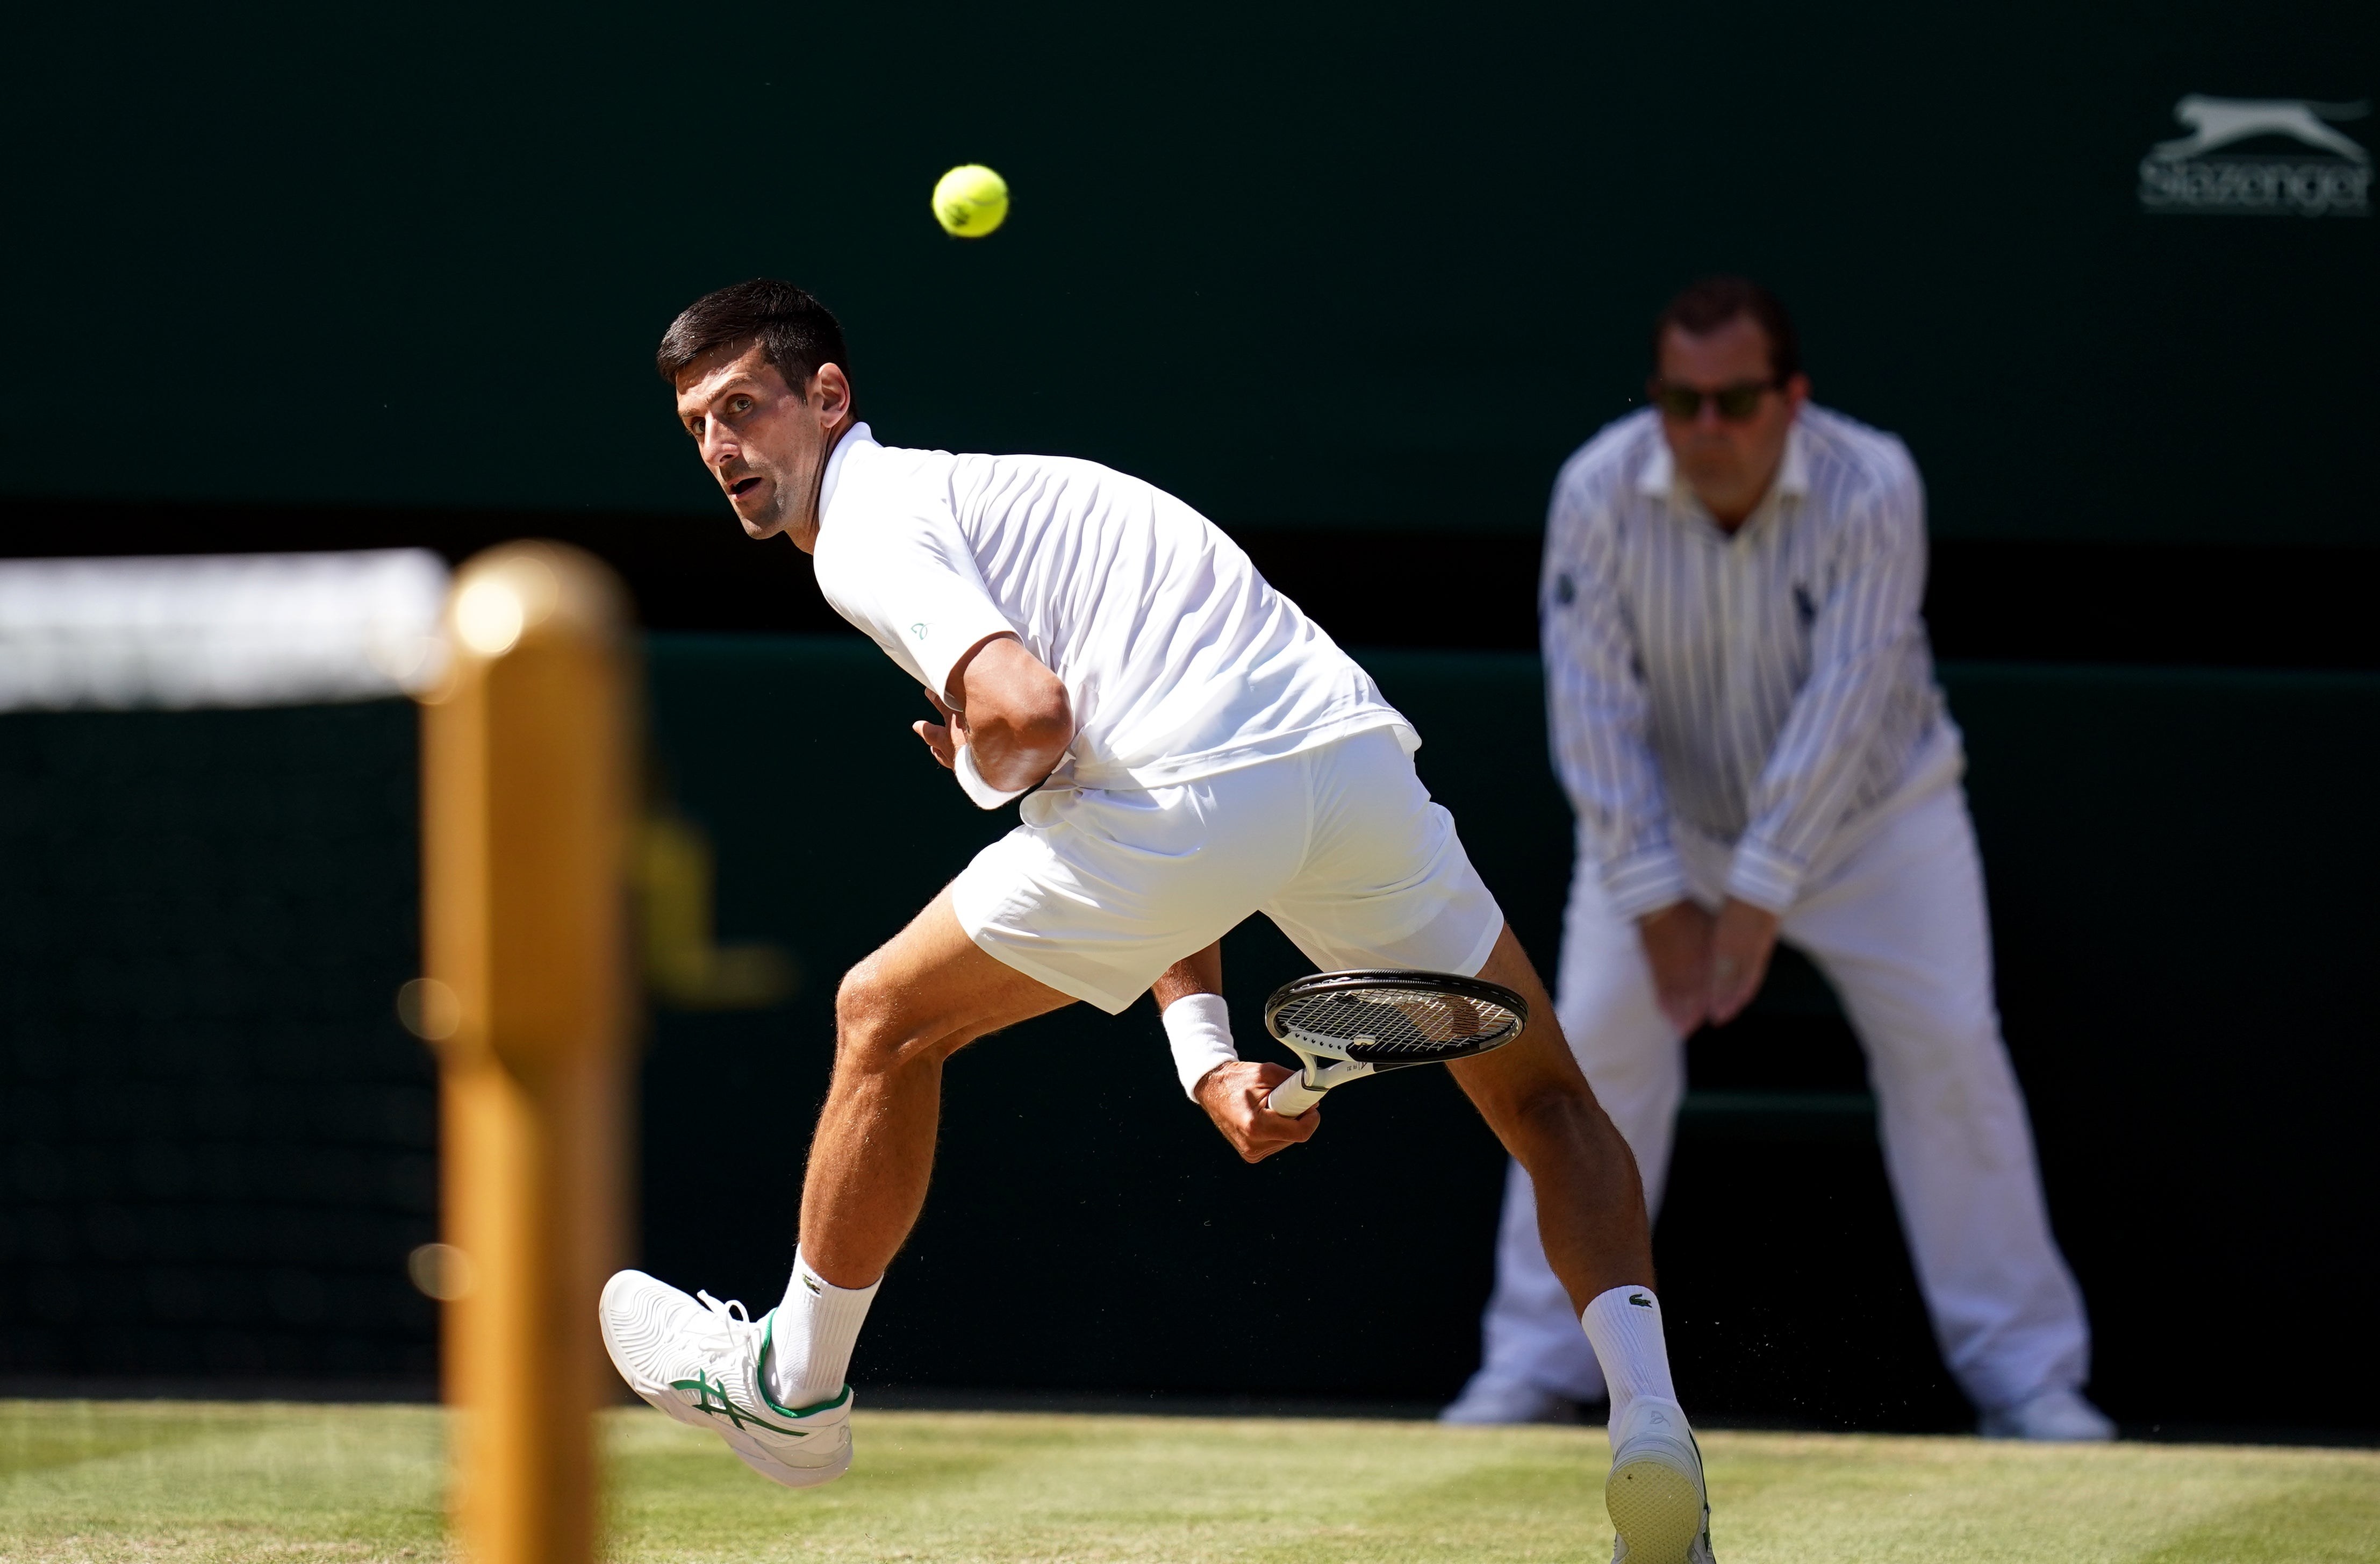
[{"xmin": 2, "ymin": 1399, "xmax": 2375, "ymax": 1562}]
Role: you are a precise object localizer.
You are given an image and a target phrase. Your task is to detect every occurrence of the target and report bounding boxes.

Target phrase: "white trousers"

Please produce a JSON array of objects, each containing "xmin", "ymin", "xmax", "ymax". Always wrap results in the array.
[{"xmin": 1466, "ymin": 782, "xmax": 2092, "ymax": 1415}]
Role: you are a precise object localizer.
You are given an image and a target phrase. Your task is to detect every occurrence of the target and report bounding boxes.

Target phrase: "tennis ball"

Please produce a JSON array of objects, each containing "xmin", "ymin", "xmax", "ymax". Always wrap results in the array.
[{"xmin": 931, "ymin": 164, "xmax": 1009, "ymax": 238}]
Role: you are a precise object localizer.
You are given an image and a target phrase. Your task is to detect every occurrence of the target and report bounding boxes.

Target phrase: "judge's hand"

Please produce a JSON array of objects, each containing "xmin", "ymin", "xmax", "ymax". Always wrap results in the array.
[
  {"xmin": 1637, "ymin": 901, "xmax": 1715, "ymax": 1035},
  {"xmin": 1708, "ymin": 897, "xmax": 1781, "ymax": 1025}
]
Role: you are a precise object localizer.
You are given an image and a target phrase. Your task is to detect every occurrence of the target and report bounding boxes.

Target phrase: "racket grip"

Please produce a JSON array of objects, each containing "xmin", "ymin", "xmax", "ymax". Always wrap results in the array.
[{"xmin": 1265, "ymin": 1077, "xmax": 1325, "ymax": 1117}]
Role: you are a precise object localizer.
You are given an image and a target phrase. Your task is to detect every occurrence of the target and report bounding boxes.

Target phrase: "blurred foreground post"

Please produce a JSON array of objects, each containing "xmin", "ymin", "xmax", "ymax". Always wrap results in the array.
[{"xmin": 418, "ymin": 544, "xmax": 635, "ymax": 1564}]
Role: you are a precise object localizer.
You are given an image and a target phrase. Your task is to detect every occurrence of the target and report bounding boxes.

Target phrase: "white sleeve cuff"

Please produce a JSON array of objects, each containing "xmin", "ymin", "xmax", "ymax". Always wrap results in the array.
[
  {"xmin": 1724, "ymin": 835, "xmax": 1804, "ymax": 912},
  {"xmin": 954, "ymin": 744, "xmax": 1030, "ymax": 810},
  {"xmin": 1162, "ymin": 993, "xmax": 1237, "ymax": 1099},
  {"xmin": 1601, "ymin": 845, "xmax": 1691, "ymax": 922}
]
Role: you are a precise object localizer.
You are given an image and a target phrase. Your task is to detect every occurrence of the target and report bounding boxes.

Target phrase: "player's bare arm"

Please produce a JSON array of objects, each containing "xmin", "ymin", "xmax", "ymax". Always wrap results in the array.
[{"xmin": 909, "ymin": 634, "xmax": 1073, "ymax": 792}]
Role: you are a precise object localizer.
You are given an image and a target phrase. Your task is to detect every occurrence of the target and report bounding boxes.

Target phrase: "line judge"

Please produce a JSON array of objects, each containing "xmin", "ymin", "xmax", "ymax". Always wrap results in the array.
[{"xmin": 1442, "ymin": 277, "xmax": 2112, "ymax": 1442}]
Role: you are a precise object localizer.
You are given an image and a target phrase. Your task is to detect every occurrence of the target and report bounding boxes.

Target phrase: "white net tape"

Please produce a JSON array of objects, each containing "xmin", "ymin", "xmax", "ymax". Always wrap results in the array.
[{"xmin": 0, "ymin": 549, "xmax": 451, "ymax": 712}]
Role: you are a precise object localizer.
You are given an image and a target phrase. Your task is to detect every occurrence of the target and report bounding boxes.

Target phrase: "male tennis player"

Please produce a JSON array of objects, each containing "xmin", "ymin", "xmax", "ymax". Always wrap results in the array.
[
  {"xmin": 599, "ymin": 280, "xmax": 1716, "ymax": 1562},
  {"xmin": 1441, "ymin": 276, "xmax": 2110, "ymax": 1444}
]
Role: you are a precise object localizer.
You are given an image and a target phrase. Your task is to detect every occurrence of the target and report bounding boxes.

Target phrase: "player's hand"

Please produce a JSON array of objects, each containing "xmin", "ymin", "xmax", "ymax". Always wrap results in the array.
[
  {"xmin": 1707, "ymin": 897, "xmax": 1781, "ymax": 1025},
  {"xmin": 912, "ymin": 691, "xmax": 971, "ymax": 769},
  {"xmin": 1637, "ymin": 901, "xmax": 1715, "ymax": 1035},
  {"xmin": 912, "ymin": 719, "xmax": 958, "ymax": 767},
  {"xmin": 1192, "ymin": 1060, "xmax": 1320, "ymax": 1163}
]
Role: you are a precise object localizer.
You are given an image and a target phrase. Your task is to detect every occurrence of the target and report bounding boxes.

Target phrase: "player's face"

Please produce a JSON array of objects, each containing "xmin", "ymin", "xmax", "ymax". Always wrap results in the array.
[
  {"xmin": 673, "ymin": 343, "xmax": 850, "ymax": 551},
  {"xmin": 1653, "ymin": 317, "xmax": 1809, "ymax": 525}
]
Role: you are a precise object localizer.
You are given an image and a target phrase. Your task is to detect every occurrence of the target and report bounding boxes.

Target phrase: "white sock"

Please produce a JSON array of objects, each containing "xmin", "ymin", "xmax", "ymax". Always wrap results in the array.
[
  {"xmin": 1162, "ymin": 992, "xmax": 1237, "ymax": 1099},
  {"xmin": 766, "ymin": 1248, "xmax": 879, "ymax": 1410},
  {"xmin": 1580, "ymin": 1284, "xmax": 1679, "ymax": 1423}
]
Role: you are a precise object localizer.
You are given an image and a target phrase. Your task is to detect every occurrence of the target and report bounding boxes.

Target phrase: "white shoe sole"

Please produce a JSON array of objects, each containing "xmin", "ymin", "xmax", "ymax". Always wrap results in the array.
[
  {"xmin": 600, "ymin": 1271, "xmax": 685, "ymax": 1413},
  {"xmin": 1607, "ymin": 1449, "xmax": 1705, "ymax": 1563},
  {"xmin": 723, "ymin": 1427, "xmax": 852, "ymax": 1489}
]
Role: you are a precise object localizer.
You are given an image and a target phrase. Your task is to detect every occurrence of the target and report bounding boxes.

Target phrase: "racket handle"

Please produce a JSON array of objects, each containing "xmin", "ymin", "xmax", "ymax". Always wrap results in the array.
[{"xmin": 1265, "ymin": 1076, "xmax": 1325, "ymax": 1117}]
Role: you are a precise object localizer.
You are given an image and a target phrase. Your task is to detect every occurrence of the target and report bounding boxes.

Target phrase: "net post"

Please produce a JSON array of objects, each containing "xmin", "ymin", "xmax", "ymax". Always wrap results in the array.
[{"xmin": 417, "ymin": 543, "xmax": 636, "ymax": 1564}]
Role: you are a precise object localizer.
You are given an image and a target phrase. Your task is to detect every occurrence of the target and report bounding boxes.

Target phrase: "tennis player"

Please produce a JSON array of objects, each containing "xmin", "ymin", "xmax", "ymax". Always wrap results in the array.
[{"xmin": 598, "ymin": 280, "xmax": 1715, "ymax": 1562}]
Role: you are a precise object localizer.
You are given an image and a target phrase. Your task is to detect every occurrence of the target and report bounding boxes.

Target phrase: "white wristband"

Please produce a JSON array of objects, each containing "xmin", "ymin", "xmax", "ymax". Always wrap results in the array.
[
  {"xmin": 1163, "ymin": 992, "xmax": 1238, "ymax": 1099},
  {"xmin": 954, "ymin": 744, "xmax": 1030, "ymax": 810}
]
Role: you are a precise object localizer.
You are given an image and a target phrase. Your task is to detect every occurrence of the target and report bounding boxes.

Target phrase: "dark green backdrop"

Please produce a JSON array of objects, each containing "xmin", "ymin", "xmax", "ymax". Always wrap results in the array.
[
  {"xmin": 0, "ymin": 702, "xmax": 433, "ymax": 1384},
  {"xmin": 4, "ymin": 645, "xmax": 2373, "ymax": 1426},
  {"xmin": 3, "ymin": 2, "xmax": 2372, "ymax": 542}
]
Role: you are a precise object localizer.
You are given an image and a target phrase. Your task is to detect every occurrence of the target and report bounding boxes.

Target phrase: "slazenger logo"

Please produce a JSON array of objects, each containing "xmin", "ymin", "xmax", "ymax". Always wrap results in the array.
[{"xmin": 2139, "ymin": 95, "xmax": 2371, "ymax": 217}]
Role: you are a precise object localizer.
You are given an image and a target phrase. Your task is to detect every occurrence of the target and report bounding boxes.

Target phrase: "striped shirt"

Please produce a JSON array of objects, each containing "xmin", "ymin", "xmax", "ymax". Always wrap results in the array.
[{"xmin": 1540, "ymin": 404, "xmax": 1954, "ymax": 918}]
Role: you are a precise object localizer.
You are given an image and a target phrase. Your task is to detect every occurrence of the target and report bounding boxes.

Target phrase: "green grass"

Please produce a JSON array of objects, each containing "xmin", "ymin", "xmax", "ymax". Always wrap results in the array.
[{"xmin": 2, "ymin": 1401, "xmax": 2375, "ymax": 1563}]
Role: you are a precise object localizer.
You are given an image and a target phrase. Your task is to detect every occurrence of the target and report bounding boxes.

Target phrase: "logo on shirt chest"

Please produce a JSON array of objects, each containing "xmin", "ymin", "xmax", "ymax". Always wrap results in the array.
[{"xmin": 911, "ymin": 623, "xmax": 928, "ymax": 640}]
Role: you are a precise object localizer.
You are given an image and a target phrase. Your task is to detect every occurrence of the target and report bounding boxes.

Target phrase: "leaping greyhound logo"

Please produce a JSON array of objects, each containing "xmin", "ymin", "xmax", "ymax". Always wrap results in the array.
[{"xmin": 2150, "ymin": 96, "xmax": 2370, "ymax": 163}]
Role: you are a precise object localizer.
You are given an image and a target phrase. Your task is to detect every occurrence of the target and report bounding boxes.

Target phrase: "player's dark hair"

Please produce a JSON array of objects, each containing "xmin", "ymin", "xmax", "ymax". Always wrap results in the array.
[
  {"xmin": 656, "ymin": 278, "xmax": 851, "ymax": 396},
  {"xmin": 1652, "ymin": 276, "xmax": 1801, "ymax": 384}
]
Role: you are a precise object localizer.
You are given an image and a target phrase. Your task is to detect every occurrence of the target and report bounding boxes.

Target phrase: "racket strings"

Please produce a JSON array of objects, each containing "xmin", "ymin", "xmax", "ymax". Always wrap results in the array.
[{"xmin": 1274, "ymin": 988, "xmax": 1521, "ymax": 1061}]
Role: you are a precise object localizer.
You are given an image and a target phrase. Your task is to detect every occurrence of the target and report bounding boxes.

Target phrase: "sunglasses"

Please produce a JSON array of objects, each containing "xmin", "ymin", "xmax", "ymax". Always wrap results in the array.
[{"xmin": 1650, "ymin": 379, "xmax": 1778, "ymax": 423}]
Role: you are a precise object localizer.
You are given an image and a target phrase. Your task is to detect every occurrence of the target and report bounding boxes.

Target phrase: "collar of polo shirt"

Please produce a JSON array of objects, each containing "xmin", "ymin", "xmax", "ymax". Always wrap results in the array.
[
  {"xmin": 816, "ymin": 420, "xmax": 880, "ymax": 525},
  {"xmin": 1637, "ymin": 417, "xmax": 1812, "ymax": 523}
]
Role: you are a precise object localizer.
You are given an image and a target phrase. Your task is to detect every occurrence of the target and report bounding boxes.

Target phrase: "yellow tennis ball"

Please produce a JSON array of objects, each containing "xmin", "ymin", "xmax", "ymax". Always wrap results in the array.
[{"xmin": 932, "ymin": 164, "xmax": 1009, "ymax": 238}]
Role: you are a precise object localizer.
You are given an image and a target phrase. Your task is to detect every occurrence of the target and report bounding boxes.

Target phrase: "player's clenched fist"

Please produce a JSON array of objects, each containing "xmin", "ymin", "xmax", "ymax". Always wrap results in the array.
[{"xmin": 1192, "ymin": 1060, "xmax": 1320, "ymax": 1163}]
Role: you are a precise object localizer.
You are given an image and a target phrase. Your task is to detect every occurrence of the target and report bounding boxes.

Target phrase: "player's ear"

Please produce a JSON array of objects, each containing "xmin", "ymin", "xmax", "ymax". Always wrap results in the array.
[{"xmin": 809, "ymin": 362, "xmax": 854, "ymax": 422}]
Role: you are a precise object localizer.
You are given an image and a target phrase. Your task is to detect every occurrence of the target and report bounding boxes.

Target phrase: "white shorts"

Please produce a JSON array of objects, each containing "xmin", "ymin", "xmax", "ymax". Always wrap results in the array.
[{"xmin": 950, "ymin": 725, "xmax": 1505, "ymax": 1014}]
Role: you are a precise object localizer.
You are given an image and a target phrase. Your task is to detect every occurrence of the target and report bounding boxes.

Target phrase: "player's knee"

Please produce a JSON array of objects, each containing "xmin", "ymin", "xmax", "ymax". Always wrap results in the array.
[
  {"xmin": 831, "ymin": 958, "xmax": 954, "ymax": 1075},
  {"xmin": 832, "ymin": 961, "xmax": 908, "ymax": 1067}
]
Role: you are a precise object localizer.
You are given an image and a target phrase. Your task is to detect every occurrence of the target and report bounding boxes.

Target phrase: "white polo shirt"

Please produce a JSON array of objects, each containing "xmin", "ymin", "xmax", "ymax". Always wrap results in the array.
[
  {"xmin": 1540, "ymin": 405, "xmax": 1959, "ymax": 917},
  {"xmin": 811, "ymin": 424, "xmax": 1414, "ymax": 793}
]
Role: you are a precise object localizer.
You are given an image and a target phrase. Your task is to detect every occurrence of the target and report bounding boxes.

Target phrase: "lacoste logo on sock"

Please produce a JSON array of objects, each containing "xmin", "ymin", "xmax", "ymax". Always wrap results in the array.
[
  {"xmin": 1629, "ymin": 1294, "xmax": 1653, "ymax": 1308},
  {"xmin": 802, "ymin": 1275, "xmax": 823, "ymax": 1296}
]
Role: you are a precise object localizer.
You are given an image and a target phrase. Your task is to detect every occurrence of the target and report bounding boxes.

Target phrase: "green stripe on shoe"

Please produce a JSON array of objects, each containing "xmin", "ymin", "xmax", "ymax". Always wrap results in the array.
[{"xmin": 667, "ymin": 1369, "xmax": 815, "ymax": 1438}]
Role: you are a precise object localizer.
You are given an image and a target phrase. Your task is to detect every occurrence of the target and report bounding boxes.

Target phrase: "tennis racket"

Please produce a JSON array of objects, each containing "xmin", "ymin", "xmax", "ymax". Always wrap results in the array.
[{"xmin": 1263, "ymin": 969, "xmax": 1530, "ymax": 1117}]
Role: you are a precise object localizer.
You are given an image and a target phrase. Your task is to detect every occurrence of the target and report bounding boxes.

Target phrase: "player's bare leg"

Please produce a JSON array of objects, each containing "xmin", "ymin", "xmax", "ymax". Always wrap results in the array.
[
  {"xmin": 600, "ymin": 886, "xmax": 1071, "ymax": 1490},
  {"xmin": 801, "ymin": 887, "xmax": 1075, "ymax": 1286},
  {"xmin": 1456, "ymin": 924, "xmax": 1712, "ymax": 1564},
  {"xmin": 1453, "ymin": 924, "xmax": 1654, "ymax": 1301}
]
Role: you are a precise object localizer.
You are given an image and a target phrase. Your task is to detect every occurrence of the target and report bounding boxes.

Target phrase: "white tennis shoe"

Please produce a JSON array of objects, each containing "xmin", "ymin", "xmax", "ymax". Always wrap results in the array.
[
  {"xmin": 1978, "ymin": 1387, "xmax": 2117, "ymax": 1442},
  {"xmin": 1605, "ymin": 1396, "xmax": 1715, "ymax": 1563},
  {"xmin": 599, "ymin": 1268, "xmax": 854, "ymax": 1489},
  {"xmin": 1437, "ymin": 1376, "xmax": 1585, "ymax": 1425}
]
